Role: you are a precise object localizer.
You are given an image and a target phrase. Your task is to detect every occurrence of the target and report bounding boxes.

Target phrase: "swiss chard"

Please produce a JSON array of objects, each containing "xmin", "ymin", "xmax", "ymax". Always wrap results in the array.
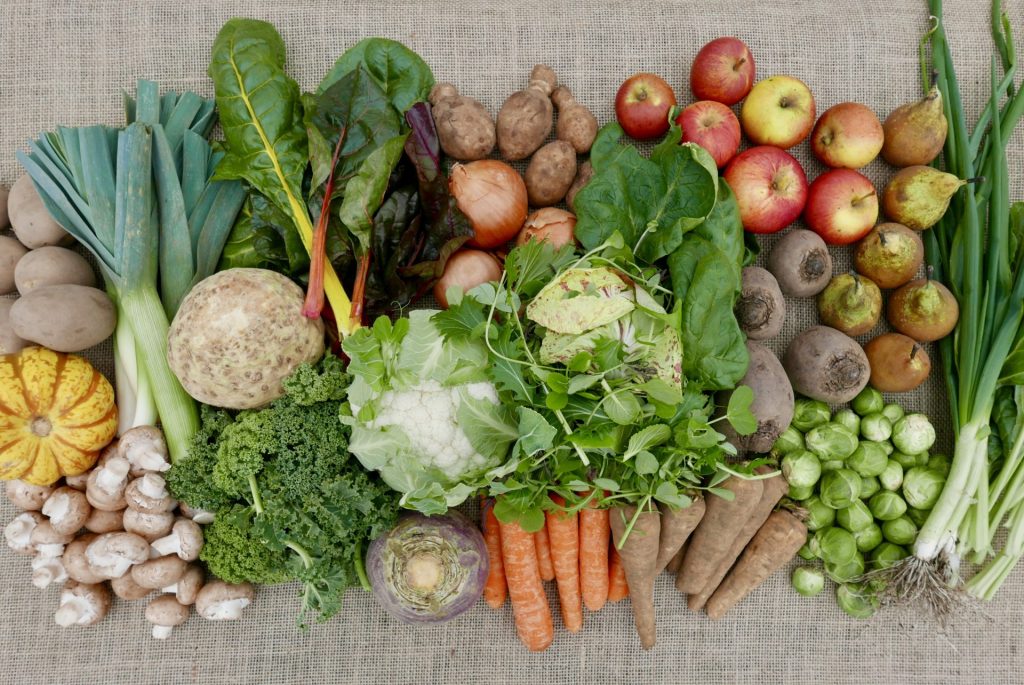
[{"xmin": 318, "ymin": 37, "xmax": 435, "ymax": 115}]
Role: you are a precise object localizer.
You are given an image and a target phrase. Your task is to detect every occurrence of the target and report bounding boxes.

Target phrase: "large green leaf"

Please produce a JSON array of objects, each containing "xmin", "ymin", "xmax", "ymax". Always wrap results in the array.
[
  {"xmin": 318, "ymin": 37, "xmax": 434, "ymax": 115},
  {"xmin": 337, "ymin": 133, "xmax": 408, "ymax": 255}
]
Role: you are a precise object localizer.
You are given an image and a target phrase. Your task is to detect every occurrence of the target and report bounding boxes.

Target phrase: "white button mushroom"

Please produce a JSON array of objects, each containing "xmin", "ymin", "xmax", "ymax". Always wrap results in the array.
[
  {"xmin": 30, "ymin": 520, "xmax": 75, "ymax": 558},
  {"xmin": 31, "ymin": 553, "xmax": 68, "ymax": 589},
  {"xmin": 124, "ymin": 474, "xmax": 175, "ymax": 513},
  {"xmin": 110, "ymin": 570, "xmax": 152, "ymax": 601},
  {"xmin": 5, "ymin": 480, "xmax": 55, "ymax": 511},
  {"xmin": 162, "ymin": 564, "xmax": 204, "ymax": 606},
  {"xmin": 195, "ymin": 581, "xmax": 254, "ymax": 621},
  {"xmin": 86, "ymin": 456, "xmax": 131, "ymax": 512},
  {"xmin": 42, "ymin": 486, "xmax": 92, "ymax": 536},
  {"xmin": 64, "ymin": 472, "xmax": 90, "ymax": 491},
  {"xmin": 123, "ymin": 509, "xmax": 175, "ymax": 542},
  {"xmin": 131, "ymin": 555, "xmax": 188, "ymax": 590},
  {"xmin": 178, "ymin": 503, "xmax": 215, "ymax": 525},
  {"xmin": 151, "ymin": 518, "xmax": 204, "ymax": 561},
  {"xmin": 83, "ymin": 508, "xmax": 124, "ymax": 535},
  {"xmin": 119, "ymin": 426, "xmax": 171, "ymax": 477},
  {"xmin": 4, "ymin": 511, "xmax": 44, "ymax": 555},
  {"xmin": 146, "ymin": 595, "xmax": 189, "ymax": 639},
  {"xmin": 54, "ymin": 581, "xmax": 111, "ymax": 627},
  {"xmin": 84, "ymin": 532, "xmax": 150, "ymax": 579},
  {"xmin": 63, "ymin": 534, "xmax": 106, "ymax": 585}
]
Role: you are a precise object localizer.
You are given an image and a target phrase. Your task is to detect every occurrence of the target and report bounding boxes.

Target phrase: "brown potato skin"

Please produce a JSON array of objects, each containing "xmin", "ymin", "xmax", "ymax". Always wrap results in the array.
[
  {"xmin": 887, "ymin": 278, "xmax": 959, "ymax": 342},
  {"xmin": 853, "ymin": 223, "xmax": 923, "ymax": 289},
  {"xmin": 429, "ymin": 83, "xmax": 496, "ymax": 161},
  {"xmin": 496, "ymin": 65, "xmax": 557, "ymax": 161},
  {"xmin": 10, "ymin": 284, "xmax": 115, "ymax": 352},
  {"xmin": 552, "ymin": 86, "xmax": 598, "ymax": 154},
  {"xmin": 524, "ymin": 141, "xmax": 577, "ymax": 207},
  {"xmin": 566, "ymin": 161, "xmax": 594, "ymax": 211},
  {"xmin": 864, "ymin": 333, "xmax": 931, "ymax": 392}
]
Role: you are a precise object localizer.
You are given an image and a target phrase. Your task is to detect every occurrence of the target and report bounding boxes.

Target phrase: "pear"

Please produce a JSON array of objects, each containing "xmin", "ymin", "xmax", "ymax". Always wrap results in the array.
[
  {"xmin": 881, "ymin": 86, "xmax": 948, "ymax": 167},
  {"xmin": 817, "ymin": 272, "xmax": 882, "ymax": 336},
  {"xmin": 887, "ymin": 275, "xmax": 959, "ymax": 342},
  {"xmin": 853, "ymin": 222, "xmax": 924, "ymax": 288},
  {"xmin": 882, "ymin": 166, "xmax": 965, "ymax": 230},
  {"xmin": 864, "ymin": 333, "xmax": 931, "ymax": 392}
]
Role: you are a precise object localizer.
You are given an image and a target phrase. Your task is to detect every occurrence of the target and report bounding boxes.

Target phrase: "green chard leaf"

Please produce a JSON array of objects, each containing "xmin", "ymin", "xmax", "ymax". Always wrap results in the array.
[
  {"xmin": 319, "ymin": 37, "xmax": 435, "ymax": 115},
  {"xmin": 337, "ymin": 133, "xmax": 409, "ymax": 255}
]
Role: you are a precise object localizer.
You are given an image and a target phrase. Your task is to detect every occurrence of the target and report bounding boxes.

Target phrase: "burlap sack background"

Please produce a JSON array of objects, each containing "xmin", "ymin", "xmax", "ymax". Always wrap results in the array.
[{"xmin": 1, "ymin": 1, "xmax": 1022, "ymax": 683}]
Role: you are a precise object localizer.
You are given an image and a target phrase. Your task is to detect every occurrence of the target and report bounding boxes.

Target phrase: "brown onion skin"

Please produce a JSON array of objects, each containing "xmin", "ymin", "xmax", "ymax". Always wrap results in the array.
[
  {"xmin": 433, "ymin": 249, "xmax": 503, "ymax": 308},
  {"xmin": 450, "ymin": 161, "xmax": 528, "ymax": 249},
  {"xmin": 516, "ymin": 208, "xmax": 577, "ymax": 248}
]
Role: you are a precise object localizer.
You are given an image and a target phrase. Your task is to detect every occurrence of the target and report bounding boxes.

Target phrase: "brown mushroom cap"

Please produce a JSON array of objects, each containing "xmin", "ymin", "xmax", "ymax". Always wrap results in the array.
[
  {"xmin": 30, "ymin": 520, "xmax": 75, "ymax": 548},
  {"xmin": 122, "ymin": 509, "xmax": 174, "ymax": 542},
  {"xmin": 84, "ymin": 508, "xmax": 123, "ymax": 534},
  {"xmin": 131, "ymin": 555, "xmax": 188, "ymax": 590},
  {"xmin": 110, "ymin": 571, "xmax": 152, "ymax": 601},
  {"xmin": 5, "ymin": 480, "xmax": 55, "ymax": 511},
  {"xmin": 85, "ymin": 457, "xmax": 130, "ymax": 512},
  {"xmin": 178, "ymin": 503, "xmax": 215, "ymax": 525},
  {"xmin": 64, "ymin": 472, "xmax": 90, "ymax": 491},
  {"xmin": 54, "ymin": 581, "xmax": 111, "ymax": 627},
  {"xmin": 63, "ymin": 534, "xmax": 106, "ymax": 584},
  {"xmin": 85, "ymin": 532, "xmax": 150, "ymax": 579},
  {"xmin": 195, "ymin": 581, "xmax": 254, "ymax": 620},
  {"xmin": 4, "ymin": 511, "xmax": 44, "ymax": 555},
  {"xmin": 119, "ymin": 426, "xmax": 170, "ymax": 477},
  {"xmin": 124, "ymin": 474, "xmax": 176, "ymax": 513},
  {"xmin": 42, "ymin": 487, "xmax": 92, "ymax": 536},
  {"xmin": 170, "ymin": 565, "xmax": 205, "ymax": 605},
  {"xmin": 152, "ymin": 518, "xmax": 203, "ymax": 561},
  {"xmin": 146, "ymin": 594, "xmax": 189, "ymax": 626}
]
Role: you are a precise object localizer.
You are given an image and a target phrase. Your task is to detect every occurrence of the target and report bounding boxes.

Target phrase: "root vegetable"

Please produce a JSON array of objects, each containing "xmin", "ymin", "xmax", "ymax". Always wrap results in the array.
[
  {"xmin": 677, "ymin": 475, "xmax": 764, "ymax": 594},
  {"xmin": 429, "ymin": 83, "xmax": 496, "ymax": 161},
  {"xmin": 8, "ymin": 174, "xmax": 72, "ymax": 249},
  {"xmin": 665, "ymin": 543, "xmax": 686, "ymax": 575},
  {"xmin": 450, "ymin": 160, "xmax": 529, "ymax": 250},
  {"xmin": 736, "ymin": 267, "xmax": 785, "ymax": 340},
  {"xmin": 887, "ymin": 276, "xmax": 959, "ymax": 342},
  {"xmin": 0, "ymin": 184, "xmax": 8, "ymax": 228},
  {"xmin": 767, "ymin": 229, "xmax": 833, "ymax": 297},
  {"xmin": 14, "ymin": 246, "xmax": 96, "ymax": 295},
  {"xmin": 10, "ymin": 284, "xmax": 115, "ymax": 352},
  {"xmin": 718, "ymin": 341, "xmax": 795, "ymax": 454},
  {"xmin": 816, "ymin": 272, "xmax": 883, "ymax": 336},
  {"xmin": 654, "ymin": 497, "xmax": 706, "ymax": 575},
  {"xmin": 608, "ymin": 543, "xmax": 629, "ymax": 602},
  {"xmin": 0, "ymin": 299, "xmax": 27, "ymax": 355},
  {"xmin": 497, "ymin": 518, "xmax": 553, "ymax": 652},
  {"xmin": 433, "ymin": 249, "xmax": 503, "ymax": 309},
  {"xmin": 565, "ymin": 161, "xmax": 593, "ymax": 211},
  {"xmin": 481, "ymin": 499, "xmax": 506, "ymax": 609},
  {"xmin": 534, "ymin": 520, "xmax": 555, "ymax": 582},
  {"xmin": 0, "ymin": 236, "xmax": 28, "ymax": 295},
  {"xmin": 705, "ymin": 509, "xmax": 807, "ymax": 619},
  {"xmin": 545, "ymin": 494, "xmax": 582, "ymax": 632},
  {"xmin": 524, "ymin": 141, "xmax": 577, "ymax": 207},
  {"xmin": 853, "ymin": 223, "xmax": 923, "ymax": 289},
  {"xmin": 552, "ymin": 85, "xmax": 598, "ymax": 153},
  {"xmin": 54, "ymin": 581, "xmax": 110, "ymax": 627},
  {"xmin": 517, "ymin": 208, "xmax": 576, "ymax": 248},
  {"xmin": 865, "ymin": 333, "xmax": 931, "ymax": 392},
  {"xmin": 579, "ymin": 498, "xmax": 610, "ymax": 611},
  {"xmin": 496, "ymin": 64, "xmax": 557, "ymax": 161},
  {"xmin": 609, "ymin": 503, "xmax": 661, "ymax": 649},
  {"xmin": 783, "ymin": 325, "xmax": 870, "ymax": 403}
]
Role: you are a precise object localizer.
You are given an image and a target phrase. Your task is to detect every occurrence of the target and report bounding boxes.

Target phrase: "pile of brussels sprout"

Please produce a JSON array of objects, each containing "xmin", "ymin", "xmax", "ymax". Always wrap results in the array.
[{"xmin": 773, "ymin": 387, "xmax": 948, "ymax": 619}]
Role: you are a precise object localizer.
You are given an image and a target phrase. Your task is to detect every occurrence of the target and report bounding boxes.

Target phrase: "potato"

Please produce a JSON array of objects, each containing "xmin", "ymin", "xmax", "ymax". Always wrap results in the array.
[
  {"xmin": 566, "ymin": 160, "xmax": 593, "ymax": 211},
  {"xmin": 8, "ymin": 175, "xmax": 73, "ymax": 249},
  {"xmin": 718, "ymin": 341, "xmax": 795, "ymax": 454},
  {"xmin": 0, "ymin": 236, "xmax": 29, "ymax": 295},
  {"xmin": 524, "ymin": 140, "xmax": 576, "ymax": 207},
  {"xmin": 15, "ymin": 246, "xmax": 96, "ymax": 294},
  {"xmin": 10, "ymin": 284, "xmax": 115, "ymax": 352},
  {"xmin": 0, "ymin": 184, "xmax": 10, "ymax": 229},
  {"xmin": 783, "ymin": 325, "xmax": 870, "ymax": 404},
  {"xmin": 430, "ymin": 83, "xmax": 496, "ymax": 161},
  {"xmin": 0, "ymin": 299, "xmax": 28, "ymax": 355},
  {"xmin": 496, "ymin": 64, "xmax": 557, "ymax": 161}
]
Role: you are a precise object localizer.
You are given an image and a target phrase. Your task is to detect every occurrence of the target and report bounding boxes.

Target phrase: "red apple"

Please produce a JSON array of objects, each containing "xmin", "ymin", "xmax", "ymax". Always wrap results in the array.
[
  {"xmin": 740, "ymin": 75, "xmax": 816, "ymax": 149},
  {"xmin": 675, "ymin": 101, "xmax": 741, "ymax": 167},
  {"xmin": 723, "ymin": 146, "xmax": 809, "ymax": 234},
  {"xmin": 804, "ymin": 168, "xmax": 879, "ymax": 245},
  {"xmin": 811, "ymin": 102, "xmax": 884, "ymax": 169},
  {"xmin": 690, "ymin": 37, "xmax": 756, "ymax": 106},
  {"xmin": 615, "ymin": 72, "xmax": 677, "ymax": 140}
]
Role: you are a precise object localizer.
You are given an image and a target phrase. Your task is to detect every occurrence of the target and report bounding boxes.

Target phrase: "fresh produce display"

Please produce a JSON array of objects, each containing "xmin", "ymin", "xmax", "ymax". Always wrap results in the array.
[
  {"xmin": 740, "ymin": 76, "xmax": 816, "ymax": 149},
  {"xmin": 810, "ymin": 102, "xmax": 884, "ymax": 169},
  {"xmin": 614, "ymin": 72, "xmax": 678, "ymax": 140},
  {"xmin": 803, "ymin": 169, "xmax": 879, "ymax": 245},
  {"xmin": 724, "ymin": 146, "xmax": 808, "ymax": 234}
]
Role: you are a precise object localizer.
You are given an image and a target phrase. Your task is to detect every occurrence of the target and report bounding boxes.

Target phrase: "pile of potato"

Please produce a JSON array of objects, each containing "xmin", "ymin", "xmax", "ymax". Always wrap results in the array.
[{"xmin": 0, "ymin": 175, "xmax": 115, "ymax": 354}]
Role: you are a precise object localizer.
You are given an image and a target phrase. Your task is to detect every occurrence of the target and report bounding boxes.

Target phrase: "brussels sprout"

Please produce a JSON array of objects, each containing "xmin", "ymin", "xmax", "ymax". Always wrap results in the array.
[
  {"xmin": 851, "ymin": 387, "xmax": 885, "ymax": 416},
  {"xmin": 772, "ymin": 426, "xmax": 806, "ymax": 457},
  {"xmin": 821, "ymin": 459, "xmax": 846, "ymax": 472},
  {"xmin": 808, "ymin": 532, "xmax": 824, "ymax": 559},
  {"xmin": 906, "ymin": 506, "xmax": 931, "ymax": 528},
  {"xmin": 846, "ymin": 442, "xmax": 889, "ymax": 477},
  {"xmin": 881, "ymin": 403, "xmax": 906, "ymax": 424},
  {"xmin": 788, "ymin": 483, "xmax": 815, "ymax": 500},
  {"xmin": 860, "ymin": 413, "xmax": 893, "ymax": 442},
  {"xmin": 882, "ymin": 516, "xmax": 918, "ymax": 546},
  {"xmin": 869, "ymin": 490, "xmax": 908, "ymax": 521},
  {"xmin": 836, "ymin": 583, "xmax": 879, "ymax": 619},
  {"xmin": 798, "ymin": 542, "xmax": 817, "ymax": 561},
  {"xmin": 903, "ymin": 467, "xmax": 946, "ymax": 510},
  {"xmin": 860, "ymin": 476, "xmax": 881, "ymax": 499},
  {"xmin": 782, "ymin": 450, "xmax": 822, "ymax": 489},
  {"xmin": 852, "ymin": 522, "xmax": 883, "ymax": 552},
  {"xmin": 805, "ymin": 496, "xmax": 837, "ymax": 531},
  {"xmin": 879, "ymin": 460, "xmax": 904, "ymax": 491},
  {"xmin": 879, "ymin": 441, "xmax": 895, "ymax": 456},
  {"xmin": 826, "ymin": 553, "xmax": 865, "ymax": 583},
  {"xmin": 892, "ymin": 451, "xmax": 921, "ymax": 469},
  {"xmin": 819, "ymin": 469, "xmax": 862, "ymax": 509},
  {"xmin": 805, "ymin": 423, "xmax": 859, "ymax": 460},
  {"xmin": 868, "ymin": 542, "xmax": 908, "ymax": 570},
  {"xmin": 816, "ymin": 526, "xmax": 858, "ymax": 565},
  {"xmin": 928, "ymin": 453, "xmax": 951, "ymax": 477},
  {"xmin": 792, "ymin": 399, "xmax": 832, "ymax": 432},
  {"xmin": 892, "ymin": 414, "xmax": 937, "ymax": 454},
  {"xmin": 833, "ymin": 409, "xmax": 861, "ymax": 436},
  {"xmin": 915, "ymin": 451, "xmax": 931, "ymax": 466},
  {"xmin": 792, "ymin": 566, "xmax": 825, "ymax": 597},
  {"xmin": 837, "ymin": 500, "xmax": 874, "ymax": 532}
]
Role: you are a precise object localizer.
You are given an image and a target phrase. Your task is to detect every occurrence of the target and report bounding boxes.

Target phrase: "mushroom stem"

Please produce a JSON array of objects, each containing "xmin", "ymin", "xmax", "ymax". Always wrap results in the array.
[
  {"xmin": 54, "ymin": 599, "xmax": 88, "ymax": 627},
  {"xmin": 137, "ymin": 474, "xmax": 168, "ymax": 500},
  {"xmin": 95, "ymin": 457, "xmax": 130, "ymax": 492},
  {"xmin": 152, "ymin": 625, "xmax": 173, "ymax": 640},
  {"xmin": 31, "ymin": 555, "xmax": 67, "ymax": 589}
]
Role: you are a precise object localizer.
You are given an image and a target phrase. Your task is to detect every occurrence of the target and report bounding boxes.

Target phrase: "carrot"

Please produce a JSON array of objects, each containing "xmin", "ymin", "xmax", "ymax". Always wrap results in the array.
[
  {"xmin": 579, "ymin": 496, "xmax": 610, "ymax": 611},
  {"xmin": 676, "ymin": 475, "xmax": 764, "ymax": 595},
  {"xmin": 687, "ymin": 470, "xmax": 788, "ymax": 611},
  {"xmin": 481, "ymin": 498, "xmax": 507, "ymax": 609},
  {"xmin": 498, "ymin": 516, "xmax": 554, "ymax": 651},
  {"xmin": 665, "ymin": 543, "xmax": 686, "ymax": 575},
  {"xmin": 654, "ymin": 496, "xmax": 706, "ymax": 575},
  {"xmin": 535, "ymin": 520, "xmax": 555, "ymax": 582},
  {"xmin": 545, "ymin": 494, "xmax": 582, "ymax": 632},
  {"xmin": 609, "ymin": 503, "xmax": 662, "ymax": 650},
  {"xmin": 705, "ymin": 509, "xmax": 807, "ymax": 620},
  {"xmin": 607, "ymin": 543, "xmax": 629, "ymax": 602}
]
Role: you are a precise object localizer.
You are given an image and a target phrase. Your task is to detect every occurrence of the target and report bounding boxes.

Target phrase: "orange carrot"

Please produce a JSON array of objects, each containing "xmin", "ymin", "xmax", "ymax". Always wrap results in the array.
[
  {"xmin": 535, "ymin": 520, "xmax": 555, "ymax": 582},
  {"xmin": 481, "ymin": 498, "xmax": 507, "ymax": 609},
  {"xmin": 579, "ymin": 495, "xmax": 610, "ymax": 611},
  {"xmin": 499, "ymin": 516, "xmax": 554, "ymax": 652},
  {"xmin": 546, "ymin": 494, "xmax": 582, "ymax": 632},
  {"xmin": 608, "ymin": 542, "xmax": 629, "ymax": 602}
]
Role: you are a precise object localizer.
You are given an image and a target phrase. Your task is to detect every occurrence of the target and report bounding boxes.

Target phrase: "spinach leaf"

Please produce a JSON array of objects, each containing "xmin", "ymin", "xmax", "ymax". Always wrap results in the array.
[
  {"xmin": 338, "ymin": 133, "xmax": 409, "ymax": 255},
  {"xmin": 319, "ymin": 37, "xmax": 435, "ymax": 115},
  {"xmin": 219, "ymin": 193, "xmax": 310, "ymax": 275}
]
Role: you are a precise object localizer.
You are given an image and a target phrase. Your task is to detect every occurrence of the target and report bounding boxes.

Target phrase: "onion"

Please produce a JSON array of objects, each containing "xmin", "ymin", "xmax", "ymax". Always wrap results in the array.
[
  {"xmin": 450, "ymin": 160, "xmax": 528, "ymax": 249},
  {"xmin": 433, "ymin": 249, "xmax": 503, "ymax": 308},
  {"xmin": 516, "ymin": 207, "xmax": 577, "ymax": 247}
]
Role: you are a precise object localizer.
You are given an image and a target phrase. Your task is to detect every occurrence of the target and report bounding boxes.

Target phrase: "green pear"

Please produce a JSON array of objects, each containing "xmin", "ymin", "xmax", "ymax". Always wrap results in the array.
[
  {"xmin": 817, "ymin": 272, "xmax": 882, "ymax": 336},
  {"xmin": 881, "ymin": 86, "xmax": 948, "ymax": 167},
  {"xmin": 882, "ymin": 166, "xmax": 965, "ymax": 231}
]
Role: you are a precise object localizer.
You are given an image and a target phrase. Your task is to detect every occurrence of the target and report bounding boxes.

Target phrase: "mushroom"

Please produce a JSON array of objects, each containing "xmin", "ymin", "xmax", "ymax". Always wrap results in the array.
[
  {"xmin": 41, "ymin": 486, "xmax": 92, "ymax": 536},
  {"xmin": 54, "ymin": 581, "xmax": 111, "ymax": 627},
  {"xmin": 84, "ymin": 532, "xmax": 149, "ymax": 579},
  {"xmin": 5, "ymin": 480, "xmax": 55, "ymax": 511},
  {"xmin": 146, "ymin": 595, "xmax": 189, "ymax": 639},
  {"xmin": 195, "ymin": 581, "xmax": 254, "ymax": 620},
  {"xmin": 31, "ymin": 552, "xmax": 68, "ymax": 589},
  {"xmin": 124, "ymin": 474, "xmax": 176, "ymax": 513},
  {"xmin": 84, "ymin": 508, "xmax": 124, "ymax": 534},
  {"xmin": 179, "ymin": 503, "xmax": 215, "ymax": 525},
  {"xmin": 131, "ymin": 555, "xmax": 188, "ymax": 590},
  {"xmin": 151, "ymin": 518, "xmax": 203, "ymax": 561},
  {"xmin": 86, "ymin": 456, "xmax": 130, "ymax": 512},
  {"xmin": 163, "ymin": 564, "xmax": 204, "ymax": 606},
  {"xmin": 4, "ymin": 511, "xmax": 44, "ymax": 555},
  {"xmin": 110, "ymin": 570, "xmax": 152, "ymax": 601},
  {"xmin": 123, "ymin": 509, "xmax": 174, "ymax": 542},
  {"xmin": 30, "ymin": 520, "xmax": 75, "ymax": 557},
  {"xmin": 64, "ymin": 472, "xmax": 90, "ymax": 491},
  {"xmin": 63, "ymin": 534, "xmax": 106, "ymax": 585},
  {"xmin": 120, "ymin": 426, "xmax": 171, "ymax": 477}
]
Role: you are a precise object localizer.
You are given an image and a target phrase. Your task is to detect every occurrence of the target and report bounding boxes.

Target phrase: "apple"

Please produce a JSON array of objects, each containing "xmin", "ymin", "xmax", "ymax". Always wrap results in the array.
[
  {"xmin": 804, "ymin": 168, "xmax": 879, "ymax": 245},
  {"xmin": 723, "ymin": 146, "xmax": 809, "ymax": 234},
  {"xmin": 811, "ymin": 102, "xmax": 884, "ymax": 169},
  {"xmin": 740, "ymin": 75, "xmax": 816, "ymax": 149},
  {"xmin": 690, "ymin": 37, "xmax": 756, "ymax": 106},
  {"xmin": 614, "ymin": 72, "xmax": 677, "ymax": 140},
  {"xmin": 675, "ymin": 101, "xmax": 741, "ymax": 167}
]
